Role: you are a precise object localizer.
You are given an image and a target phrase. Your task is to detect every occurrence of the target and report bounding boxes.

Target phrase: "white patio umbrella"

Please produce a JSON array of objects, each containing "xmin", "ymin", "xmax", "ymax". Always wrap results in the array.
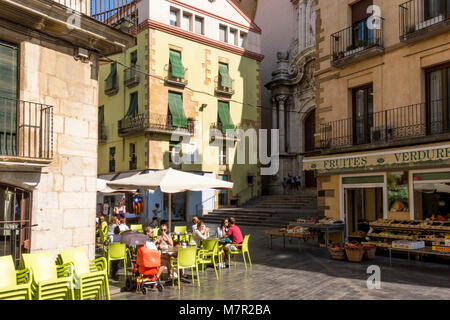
[
  {"xmin": 107, "ymin": 168, "xmax": 233, "ymax": 231},
  {"xmin": 97, "ymin": 178, "xmax": 136, "ymax": 194}
]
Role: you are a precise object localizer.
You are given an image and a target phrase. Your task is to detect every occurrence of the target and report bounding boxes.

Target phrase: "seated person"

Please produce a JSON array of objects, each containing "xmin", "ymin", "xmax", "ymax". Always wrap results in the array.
[
  {"xmin": 222, "ymin": 217, "xmax": 243, "ymax": 266},
  {"xmin": 192, "ymin": 221, "xmax": 210, "ymax": 245},
  {"xmin": 191, "ymin": 216, "xmax": 200, "ymax": 232},
  {"xmin": 217, "ymin": 218, "xmax": 230, "ymax": 243},
  {"xmin": 144, "ymin": 226, "xmax": 157, "ymax": 250},
  {"xmin": 118, "ymin": 217, "xmax": 130, "ymax": 232}
]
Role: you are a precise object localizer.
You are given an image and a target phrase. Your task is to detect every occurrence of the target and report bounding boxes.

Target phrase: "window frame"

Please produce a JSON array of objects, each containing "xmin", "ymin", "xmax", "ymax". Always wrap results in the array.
[
  {"xmin": 169, "ymin": 8, "xmax": 180, "ymax": 27},
  {"xmin": 219, "ymin": 24, "xmax": 228, "ymax": 43},
  {"xmin": 425, "ymin": 61, "xmax": 450, "ymax": 135},
  {"xmin": 194, "ymin": 16, "xmax": 204, "ymax": 35},
  {"xmin": 182, "ymin": 12, "xmax": 193, "ymax": 32},
  {"xmin": 351, "ymin": 83, "xmax": 374, "ymax": 145}
]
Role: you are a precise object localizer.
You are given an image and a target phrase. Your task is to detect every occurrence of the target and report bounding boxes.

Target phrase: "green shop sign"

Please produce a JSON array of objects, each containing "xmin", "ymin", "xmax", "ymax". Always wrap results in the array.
[
  {"xmin": 323, "ymin": 157, "xmax": 368, "ymax": 169},
  {"xmin": 394, "ymin": 147, "xmax": 450, "ymax": 163}
]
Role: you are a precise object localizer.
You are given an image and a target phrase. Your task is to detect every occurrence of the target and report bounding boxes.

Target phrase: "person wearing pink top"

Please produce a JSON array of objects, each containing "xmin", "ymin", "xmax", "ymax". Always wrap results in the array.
[{"xmin": 221, "ymin": 217, "xmax": 243, "ymax": 267}]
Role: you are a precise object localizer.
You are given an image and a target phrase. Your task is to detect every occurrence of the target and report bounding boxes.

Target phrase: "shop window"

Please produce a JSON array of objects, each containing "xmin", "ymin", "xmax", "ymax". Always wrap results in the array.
[
  {"xmin": 387, "ymin": 172, "xmax": 409, "ymax": 214},
  {"xmin": 352, "ymin": 84, "xmax": 373, "ymax": 145},
  {"xmin": 426, "ymin": 62, "xmax": 450, "ymax": 135},
  {"xmin": 413, "ymin": 171, "xmax": 450, "ymax": 220}
]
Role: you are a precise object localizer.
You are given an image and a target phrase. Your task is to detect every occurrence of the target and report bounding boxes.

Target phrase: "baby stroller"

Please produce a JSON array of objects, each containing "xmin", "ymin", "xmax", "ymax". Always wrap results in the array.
[{"xmin": 132, "ymin": 245, "xmax": 164, "ymax": 294}]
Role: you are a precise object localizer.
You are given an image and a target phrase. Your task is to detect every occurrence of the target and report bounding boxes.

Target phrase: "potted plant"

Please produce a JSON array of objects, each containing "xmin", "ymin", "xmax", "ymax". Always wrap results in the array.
[
  {"xmin": 338, "ymin": 51, "xmax": 344, "ymax": 59},
  {"xmin": 407, "ymin": 25, "xmax": 416, "ymax": 34},
  {"xmin": 346, "ymin": 44, "xmax": 355, "ymax": 52}
]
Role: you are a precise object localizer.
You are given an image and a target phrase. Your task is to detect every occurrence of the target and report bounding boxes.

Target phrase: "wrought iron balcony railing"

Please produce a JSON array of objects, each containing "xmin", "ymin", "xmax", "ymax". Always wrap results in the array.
[
  {"xmin": 164, "ymin": 65, "xmax": 188, "ymax": 87},
  {"xmin": 118, "ymin": 113, "xmax": 195, "ymax": 136},
  {"xmin": 0, "ymin": 97, "xmax": 53, "ymax": 160},
  {"xmin": 319, "ymin": 100, "xmax": 449, "ymax": 151},
  {"xmin": 399, "ymin": 0, "xmax": 450, "ymax": 41},
  {"xmin": 210, "ymin": 122, "xmax": 240, "ymax": 141},
  {"xmin": 331, "ymin": 16, "xmax": 384, "ymax": 67},
  {"xmin": 214, "ymin": 76, "xmax": 235, "ymax": 96},
  {"xmin": 53, "ymin": 1, "xmax": 138, "ymax": 35},
  {"xmin": 124, "ymin": 66, "xmax": 140, "ymax": 88}
]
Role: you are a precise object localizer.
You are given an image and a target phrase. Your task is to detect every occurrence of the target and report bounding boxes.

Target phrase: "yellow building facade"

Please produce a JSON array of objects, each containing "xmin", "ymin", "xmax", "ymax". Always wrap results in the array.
[
  {"xmin": 98, "ymin": 0, "xmax": 263, "ymax": 223},
  {"xmin": 305, "ymin": 0, "xmax": 450, "ymax": 240}
]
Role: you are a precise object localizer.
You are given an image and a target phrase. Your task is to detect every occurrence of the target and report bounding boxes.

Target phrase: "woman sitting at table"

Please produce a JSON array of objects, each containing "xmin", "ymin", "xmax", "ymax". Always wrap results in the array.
[
  {"xmin": 153, "ymin": 223, "xmax": 178, "ymax": 282},
  {"xmin": 192, "ymin": 221, "xmax": 210, "ymax": 245},
  {"xmin": 216, "ymin": 218, "xmax": 229, "ymax": 239}
]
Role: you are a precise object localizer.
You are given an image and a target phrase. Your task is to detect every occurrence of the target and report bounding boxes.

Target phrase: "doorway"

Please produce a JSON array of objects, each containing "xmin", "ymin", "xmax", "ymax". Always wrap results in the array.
[
  {"xmin": 345, "ymin": 188, "xmax": 384, "ymax": 235},
  {"xmin": 304, "ymin": 109, "xmax": 317, "ymax": 188}
]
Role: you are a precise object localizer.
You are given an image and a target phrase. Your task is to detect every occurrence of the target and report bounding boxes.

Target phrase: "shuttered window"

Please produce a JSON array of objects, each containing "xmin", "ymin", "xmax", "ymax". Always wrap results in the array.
[
  {"xmin": 218, "ymin": 63, "xmax": 232, "ymax": 89},
  {"xmin": 217, "ymin": 101, "xmax": 234, "ymax": 133},
  {"xmin": 169, "ymin": 50, "xmax": 184, "ymax": 79},
  {"xmin": 168, "ymin": 92, "xmax": 187, "ymax": 128}
]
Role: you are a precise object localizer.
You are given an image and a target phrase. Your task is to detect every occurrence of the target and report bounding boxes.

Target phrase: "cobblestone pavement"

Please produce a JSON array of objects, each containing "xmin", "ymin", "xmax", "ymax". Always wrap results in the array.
[{"xmin": 109, "ymin": 225, "xmax": 450, "ymax": 300}]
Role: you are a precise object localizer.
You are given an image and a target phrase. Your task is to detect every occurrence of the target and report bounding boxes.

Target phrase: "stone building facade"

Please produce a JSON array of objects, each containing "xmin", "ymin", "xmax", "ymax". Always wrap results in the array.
[
  {"xmin": 261, "ymin": 0, "xmax": 317, "ymax": 194},
  {"xmin": 0, "ymin": 0, "xmax": 134, "ymax": 262}
]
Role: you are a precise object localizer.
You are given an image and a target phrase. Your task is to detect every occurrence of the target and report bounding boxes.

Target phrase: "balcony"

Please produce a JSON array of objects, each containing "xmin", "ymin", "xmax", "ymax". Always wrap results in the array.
[
  {"xmin": 318, "ymin": 100, "xmax": 450, "ymax": 154},
  {"xmin": 399, "ymin": 0, "xmax": 450, "ymax": 42},
  {"xmin": 214, "ymin": 76, "xmax": 235, "ymax": 96},
  {"xmin": 164, "ymin": 65, "xmax": 188, "ymax": 88},
  {"xmin": 104, "ymin": 76, "xmax": 119, "ymax": 96},
  {"xmin": 124, "ymin": 66, "xmax": 140, "ymax": 88},
  {"xmin": 98, "ymin": 124, "xmax": 107, "ymax": 143},
  {"xmin": 331, "ymin": 17, "xmax": 384, "ymax": 68},
  {"xmin": 118, "ymin": 113, "xmax": 195, "ymax": 137},
  {"xmin": 0, "ymin": 97, "xmax": 53, "ymax": 163},
  {"xmin": 210, "ymin": 122, "xmax": 240, "ymax": 142}
]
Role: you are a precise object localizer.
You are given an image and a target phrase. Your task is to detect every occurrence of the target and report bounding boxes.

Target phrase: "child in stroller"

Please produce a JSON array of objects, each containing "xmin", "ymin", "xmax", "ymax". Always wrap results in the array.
[{"xmin": 131, "ymin": 245, "xmax": 164, "ymax": 294}]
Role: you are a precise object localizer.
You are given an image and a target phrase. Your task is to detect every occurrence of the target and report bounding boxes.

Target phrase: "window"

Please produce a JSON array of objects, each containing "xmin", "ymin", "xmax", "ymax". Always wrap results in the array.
[
  {"xmin": 195, "ymin": 16, "xmax": 204, "ymax": 34},
  {"xmin": 109, "ymin": 147, "xmax": 116, "ymax": 172},
  {"xmin": 105, "ymin": 63, "xmax": 118, "ymax": 95},
  {"xmin": 219, "ymin": 144, "xmax": 227, "ymax": 165},
  {"xmin": 130, "ymin": 51, "xmax": 137, "ymax": 66},
  {"xmin": 239, "ymin": 32, "xmax": 247, "ymax": 48},
  {"xmin": 129, "ymin": 143, "xmax": 136, "ymax": 170},
  {"xmin": 168, "ymin": 92, "xmax": 188, "ymax": 128},
  {"xmin": 217, "ymin": 101, "xmax": 234, "ymax": 133},
  {"xmin": 169, "ymin": 50, "xmax": 185, "ymax": 80},
  {"xmin": 125, "ymin": 92, "xmax": 138, "ymax": 118},
  {"xmin": 218, "ymin": 175, "xmax": 229, "ymax": 206},
  {"xmin": 351, "ymin": 0, "xmax": 374, "ymax": 48},
  {"xmin": 182, "ymin": 12, "xmax": 192, "ymax": 31},
  {"xmin": 219, "ymin": 25, "xmax": 228, "ymax": 42},
  {"xmin": 424, "ymin": 0, "xmax": 446, "ymax": 20},
  {"xmin": 170, "ymin": 9, "xmax": 179, "ymax": 27},
  {"xmin": 0, "ymin": 41, "xmax": 18, "ymax": 156},
  {"xmin": 230, "ymin": 29, "xmax": 238, "ymax": 46},
  {"xmin": 426, "ymin": 62, "xmax": 450, "ymax": 135},
  {"xmin": 218, "ymin": 63, "xmax": 232, "ymax": 91},
  {"xmin": 352, "ymin": 84, "xmax": 373, "ymax": 145}
]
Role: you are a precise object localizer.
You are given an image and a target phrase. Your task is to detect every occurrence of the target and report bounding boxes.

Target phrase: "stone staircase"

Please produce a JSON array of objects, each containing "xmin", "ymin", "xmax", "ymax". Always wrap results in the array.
[{"xmin": 201, "ymin": 189, "xmax": 318, "ymax": 229}]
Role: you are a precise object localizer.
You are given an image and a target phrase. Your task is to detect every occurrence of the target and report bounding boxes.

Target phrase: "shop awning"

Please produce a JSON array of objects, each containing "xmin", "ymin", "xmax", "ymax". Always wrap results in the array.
[
  {"xmin": 124, "ymin": 93, "xmax": 138, "ymax": 118},
  {"xmin": 168, "ymin": 92, "xmax": 187, "ymax": 128},
  {"xmin": 218, "ymin": 63, "xmax": 232, "ymax": 88},
  {"xmin": 218, "ymin": 101, "xmax": 234, "ymax": 133},
  {"xmin": 169, "ymin": 51, "xmax": 184, "ymax": 79}
]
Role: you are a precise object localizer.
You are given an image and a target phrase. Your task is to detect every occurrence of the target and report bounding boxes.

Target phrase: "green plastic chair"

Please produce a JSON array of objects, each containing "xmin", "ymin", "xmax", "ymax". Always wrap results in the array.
[
  {"xmin": 20, "ymin": 252, "xmax": 74, "ymax": 300},
  {"xmin": 0, "ymin": 256, "xmax": 32, "ymax": 300},
  {"xmin": 197, "ymin": 239, "xmax": 220, "ymax": 280},
  {"xmin": 107, "ymin": 243, "xmax": 127, "ymax": 279},
  {"xmin": 170, "ymin": 247, "xmax": 200, "ymax": 290},
  {"xmin": 130, "ymin": 224, "xmax": 143, "ymax": 233},
  {"xmin": 57, "ymin": 248, "xmax": 110, "ymax": 300},
  {"xmin": 174, "ymin": 226, "xmax": 188, "ymax": 243},
  {"xmin": 228, "ymin": 234, "xmax": 252, "ymax": 271}
]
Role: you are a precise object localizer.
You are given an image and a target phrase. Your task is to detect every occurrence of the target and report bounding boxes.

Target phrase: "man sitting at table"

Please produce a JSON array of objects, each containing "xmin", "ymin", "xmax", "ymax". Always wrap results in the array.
[{"xmin": 221, "ymin": 217, "xmax": 243, "ymax": 267}]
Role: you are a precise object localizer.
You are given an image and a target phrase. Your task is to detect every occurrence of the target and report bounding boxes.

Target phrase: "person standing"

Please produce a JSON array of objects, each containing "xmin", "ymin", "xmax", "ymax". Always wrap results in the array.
[
  {"xmin": 282, "ymin": 177, "xmax": 288, "ymax": 195},
  {"xmin": 295, "ymin": 175, "xmax": 301, "ymax": 191}
]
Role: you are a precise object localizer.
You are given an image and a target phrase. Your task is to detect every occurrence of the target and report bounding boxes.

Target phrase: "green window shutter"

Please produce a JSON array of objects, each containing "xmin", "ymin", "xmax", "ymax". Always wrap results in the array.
[
  {"xmin": 131, "ymin": 52, "xmax": 138, "ymax": 65},
  {"xmin": 217, "ymin": 101, "xmax": 234, "ymax": 133},
  {"xmin": 218, "ymin": 63, "xmax": 232, "ymax": 88},
  {"xmin": 106, "ymin": 63, "xmax": 117, "ymax": 81},
  {"xmin": 168, "ymin": 92, "xmax": 188, "ymax": 128},
  {"xmin": 98, "ymin": 107, "xmax": 104, "ymax": 124},
  {"xmin": 169, "ymin": 51, "xmax": 184, "ymax": 79},
  {"xmin": 125, "ymin": 93, "xmax": 138, "ymax": 118}
]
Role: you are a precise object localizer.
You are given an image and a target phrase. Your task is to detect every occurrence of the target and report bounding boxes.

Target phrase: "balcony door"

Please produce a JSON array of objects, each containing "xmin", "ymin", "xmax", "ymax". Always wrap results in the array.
[
  {"xmin": 423, "ymin": 0, "xmax": 449, "ymax": 20},
  {"xmin": 0, "ymin": 41, "xmax": 18, "ymax": 156},
  {"xmin": 351, "ymin": 0, "xmax": 373, "ymax": 47},
  {"xmin": 352, "ymin": 84, "xmax": 373, "ymax": 145},
  {"xmin": 426, "ymin": 62, "xmax": 450, "ymax": 134}
]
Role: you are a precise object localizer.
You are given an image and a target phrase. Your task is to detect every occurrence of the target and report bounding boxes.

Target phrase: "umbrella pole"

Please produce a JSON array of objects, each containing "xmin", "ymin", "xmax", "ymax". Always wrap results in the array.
[{"xmin": 168, "ymin": 193, "xmax": 172, "ymax": 233}]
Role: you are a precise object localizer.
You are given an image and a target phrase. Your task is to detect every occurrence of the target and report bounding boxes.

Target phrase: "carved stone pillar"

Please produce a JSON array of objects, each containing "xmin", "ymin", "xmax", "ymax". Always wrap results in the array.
[
  {"xmin": 271, "ymin": 97, "xmax": 278, "ymax": 129},
  {"xmin": 277, "ymin": 95, "xmax": 288, "ymax": 154}
]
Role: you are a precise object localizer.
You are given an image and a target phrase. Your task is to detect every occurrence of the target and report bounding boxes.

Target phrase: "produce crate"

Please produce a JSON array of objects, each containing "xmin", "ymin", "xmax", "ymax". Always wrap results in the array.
[{"xmin": 391, "ymin": 240, "xmax": 425, "ymax": 249}]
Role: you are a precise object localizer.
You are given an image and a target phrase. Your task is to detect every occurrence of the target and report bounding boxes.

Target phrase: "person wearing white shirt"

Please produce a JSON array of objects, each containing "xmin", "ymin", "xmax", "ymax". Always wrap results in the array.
[
  {"xmin": 191, "ymin": 216, "xmax": 200, "ymax": 232},
  {"xmin": 118, "ymin": 217, "xmax": 129, "ymax": 232},
  {"xmin": 192, "ymin": 221, "xmax": 210, "ymax": 245}
]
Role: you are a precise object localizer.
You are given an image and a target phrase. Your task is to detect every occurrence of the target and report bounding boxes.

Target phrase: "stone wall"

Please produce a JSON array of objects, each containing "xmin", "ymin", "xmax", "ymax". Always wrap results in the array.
[{"xmin": 0, "ymin": 27, "xmax": 100, "ymax": 260}]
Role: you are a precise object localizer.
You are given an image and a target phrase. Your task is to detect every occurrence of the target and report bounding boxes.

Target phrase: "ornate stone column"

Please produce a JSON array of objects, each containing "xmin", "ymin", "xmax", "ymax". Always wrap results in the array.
[
  {"xmin": 277, "ymin": 95, "xmax": 288, "ymax": 154},
  {"xmin": 271, "ymin": 97, "xmax": 278, "ymax": 129}
]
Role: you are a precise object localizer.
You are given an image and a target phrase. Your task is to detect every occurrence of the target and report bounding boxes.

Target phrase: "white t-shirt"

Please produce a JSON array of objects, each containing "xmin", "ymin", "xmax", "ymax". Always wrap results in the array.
[
  {"xmin": 192, "ymin": 228, "xmax": 209, "ymax": 245},
  {"xmin": 119, "ymin": 224, "xmax": 129, "ymax": 232}
]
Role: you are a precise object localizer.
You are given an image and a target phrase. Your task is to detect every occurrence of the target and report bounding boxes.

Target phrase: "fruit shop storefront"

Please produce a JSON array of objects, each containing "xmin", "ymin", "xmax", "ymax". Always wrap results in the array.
[{"xmin": 303, "ymin": 142, "xmax": 450, "ymax": 243}]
